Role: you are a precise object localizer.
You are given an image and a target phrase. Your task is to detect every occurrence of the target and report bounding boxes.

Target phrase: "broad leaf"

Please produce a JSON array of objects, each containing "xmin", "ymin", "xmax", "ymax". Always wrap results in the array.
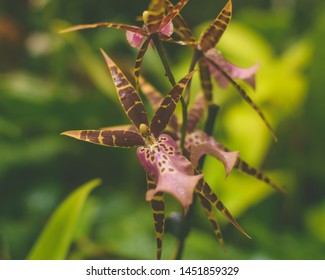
[{"xmin": 27, "ymin": 179, "xmax": 101, "ymax": 259}]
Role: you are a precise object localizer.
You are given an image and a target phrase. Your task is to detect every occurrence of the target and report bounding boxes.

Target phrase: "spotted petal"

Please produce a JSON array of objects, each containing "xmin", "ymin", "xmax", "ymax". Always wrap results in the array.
[
  {"xmin": 61, "ymin": 129, "xmax": 144, "ymax": 148},
  {"xmin": 150, "ymin": 70, "xmax": 195, "ymax": 137},
  {"xmin": 101, "ymin": 49, "xmax": 149, "ymax": 131},
  {"xmin": 137, "ymin": 134, "xmax": 202, "ymax": 212},
  {"xmin": 198, "ymin": 0, "xmax": 232, "ymax": 53},
  {"xmin": 205, "ymin": 48, "xmax": 258, "ymax": 89},
  {"xmin": 186, "ymin": 131, "xmax": 239, "ymax": 176}
]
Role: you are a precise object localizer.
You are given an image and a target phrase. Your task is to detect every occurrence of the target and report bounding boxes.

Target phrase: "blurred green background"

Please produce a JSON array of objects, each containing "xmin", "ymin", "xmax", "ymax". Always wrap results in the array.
[{"xmin": 1, "ymin": 0, "xmax": 324, "ymax": 260}]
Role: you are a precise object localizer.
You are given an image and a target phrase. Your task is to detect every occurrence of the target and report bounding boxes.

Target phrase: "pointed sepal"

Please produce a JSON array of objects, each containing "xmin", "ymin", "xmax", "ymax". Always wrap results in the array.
[
  {"xmin": 134, "ymin": 39, "xmax": 151, "ymax": 86},
  {"xmin": 144, "ymin": 0, "xmax": 166, "ymax": 34},
  {"xmin": 197, "ymin": 193, "xmax": 226, "ymax": 251},
  {"xmin": 61, "ymin": 129, "xmax": 145, "ymax": 148},
  {"xmin": 195, "ymin": 177, "xmax": 251, "ymax": 239},
  {"xmin": 235, "ymin": 158, "xmax": 286, "ymax": 193},
  {"xmin": 199, "ymin": 58, "xmax": 213, "ymax": 103},
  {"xmin": 146, "ymin": 174, "xmax": 165, "ymax": 260},
  {"xmin": 160, "ymin": 0, "xmax": 189, "ymax": 31},
  {"xmin": 139, "ymin": 76, "xmax": 179, "ymax": 133},
  {"xmin": 205, "ymin": 54, "xmax": 278, "ymax": 142},
  {"xmin": 187, "ymin": 93, "xmax": 206, "ymax": 133},
  {"xmin": 100, "ymin": 49, "xmax": 149, "ymax": 131},
  {"xmin": 165, "ymin": 0, "xmax": 196, "ymax": 42},
  {"xmin": 150, "ymin": 70, "xmax": 195, "ymax": 137},
  {"xmin": 60, "ymin": 22, "xmax": 148, "ymax": 36},
  {"xmin": 199, "ymin": 0, "xmax": 232, "ymax": 53}
]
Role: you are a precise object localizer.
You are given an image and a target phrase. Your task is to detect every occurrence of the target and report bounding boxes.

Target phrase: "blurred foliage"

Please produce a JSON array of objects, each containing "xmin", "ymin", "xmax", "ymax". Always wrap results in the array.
[{"xmin": 0, "ymin": 0, "xmax": 324, "ymax": 260}]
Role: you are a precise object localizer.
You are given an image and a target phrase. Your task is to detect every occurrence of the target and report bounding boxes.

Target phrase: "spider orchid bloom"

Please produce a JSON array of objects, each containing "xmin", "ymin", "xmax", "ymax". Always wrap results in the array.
[
  {"xmin": 141, "ymin": 79, "xmax": 285, "ymax": 193},
  {"xmin": 166, "ymin": 0, "xmax": 277, "ymax": 141},
  {"xmin": 61, "ymin": 49, "xmax": 201, "ymax": 259},
  {"xmin": 60, "ymin": 0, "xmax": 193, "ymax": 85},
  {"xmin": 139, "ymin": 77, "xmax": 251, "ymax": 252}
]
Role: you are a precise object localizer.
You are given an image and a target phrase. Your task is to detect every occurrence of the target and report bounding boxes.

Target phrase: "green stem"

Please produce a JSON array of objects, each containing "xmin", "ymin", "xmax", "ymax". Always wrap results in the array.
[{"xmin": 151, "ymin": 34, "xmax": 188, "ymax": 153}]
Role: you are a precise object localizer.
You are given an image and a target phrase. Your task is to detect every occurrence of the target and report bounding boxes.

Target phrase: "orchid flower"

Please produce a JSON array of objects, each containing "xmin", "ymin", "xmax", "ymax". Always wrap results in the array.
[
  {"xmin": 166, "ymin": 0, "xmax": 277, "ymax": 141},
  {"xmin": 60, "ymin": 0, "xmax": 194, "ymax": 85},
  {"xmin": 61, "ymin": 49, "xmax": 201, "ymax": 259},
  {"xmin": 139, "ymin": 77, "xmax": 253, "ymax": 251},
  {"xmin": 140, "ymin": 77, "xmax": 284, "ymax": 250}
]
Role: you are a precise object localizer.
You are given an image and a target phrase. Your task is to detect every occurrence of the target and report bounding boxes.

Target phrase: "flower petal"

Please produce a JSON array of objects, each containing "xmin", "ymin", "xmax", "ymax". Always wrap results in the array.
[
  {"xmin": 187, "ymin": 93, "xmax": 206, "ymax": 133},
  {"xmin": 146, "ymin": 173, "xmax": 165, "ymax": 260},
  {"xmin": 186, "ymin": 130, "xmax": 239, "ymax": 176},
  {"xmin": 137, "ymin": 134, "xmax": 202, "ymax": 212},
  {"xmin": 160, "ymin": 0, "xmax": 188, "ymax": 32},
  {"xmin": 198, "ymin": 0, "xmax": 232, "ymax": 52},
  {"xmin": 165, "ymin": 0, "xmax": 196, "ymax": 42},
  {"xmin": 134, "ymin": 39, "xmax": 150, "ymax": 86},
  {"xmin": 160, "ymin": 22, "xmax": 174, "ymax": 37},
  {"xmin": 60, "ymin": 22, "xmax": 147, "ymax": 36},
  {"xmin": 61, "ymin": 129, "xmax": 144, "ymax": 148},
  {"xmin": 205, "ymin": 48, "xmax": 258, "ymax": 89},
  {"xmin": 126, "ymin": 31, "xmax": 144, "ymax": 49},
  {"xmin": 100, "ymin": 49, "xmax": 149, "ymax": 131},
  {"xmin": 150, "ymin": 70, "xmax": 195, "ymax": 137}
]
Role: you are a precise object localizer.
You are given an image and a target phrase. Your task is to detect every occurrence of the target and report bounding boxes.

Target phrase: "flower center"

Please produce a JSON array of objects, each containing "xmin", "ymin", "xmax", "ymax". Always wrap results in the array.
[{"xmin": 139, "ymin": 123, "xmax": 158, "ymax": 148}]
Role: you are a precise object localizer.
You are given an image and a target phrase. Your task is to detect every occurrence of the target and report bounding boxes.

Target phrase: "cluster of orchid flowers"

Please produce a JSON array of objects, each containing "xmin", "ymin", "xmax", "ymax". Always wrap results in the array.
[{"xmin": 61, "ymin": 0, "xmax": 283, "ymax": 259}]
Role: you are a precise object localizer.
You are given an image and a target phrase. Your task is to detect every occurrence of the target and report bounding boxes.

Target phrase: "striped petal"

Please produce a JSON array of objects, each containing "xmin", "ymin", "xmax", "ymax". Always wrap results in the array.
[
  {"xmin": 195, "ymin": 177, "xmax": 250, "ymax": 239},
  {"xmin": 197, "ymin": 192, "xmax": 225, "ymax": 251},
  {"xmin": 139, "ymin": 76, "xmax": 179, "ymax": 133},
  {"xmin": 144, "ymin": 0, "xmax": 166, "ymax": 34},
  {"xmin": 61, "ymin": 129, "xmax": 144, "ymax": 148},
  {"xmin": 199, "ymin": 58, "xmax": 213, "ymax": 103},
  {"xmin": 134, "ymin": 39, "xmax": 150, "ymax": 86},
  {"xmin": 205, "ymin": 48, "xmax": 258, "ymax": 89},
  {"xmin": 60, "ymin": 22, "xmax": 148, "ymax": 36},
  {"xmin": 187, "ymin": 93, "xmax": 206, "ymax": 133},
  {"xmin": 165, "ymin": 0, "xmax": 196, "ymax": 42},
  {"xmin": 137, "ymin": 134, "xmax": 203, "ymax": 212},
  {"xmin": 150, "ymin": 70, "xmax": 195, "ymax": 137},
  {"xmin": 147, "ymin": 174, "xmax": 165, "ymax": 260},
  {"xmin": 100, "ymin": 49, "xmax": 149, "ymax": 131},
  {"xmin": 235, "ymin": 158, "xmax": 286, "ymax": 193},
  {"xmin": 204, "ymin": 53, "xmax": 278, "ymax": 142},
  {"xmin": 198, "ymin": 0, "xmax": 232, "ymax": 53},
  {"xmin": 160, "ymin": 0, "xmax": 189, "ymax": 31}
]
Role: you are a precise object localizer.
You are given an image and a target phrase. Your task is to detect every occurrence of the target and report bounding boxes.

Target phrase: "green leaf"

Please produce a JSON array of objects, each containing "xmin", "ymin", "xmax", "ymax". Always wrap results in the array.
[{"xmin": 27, "ymin": 178, "xmax": 101, "ymax": 260}]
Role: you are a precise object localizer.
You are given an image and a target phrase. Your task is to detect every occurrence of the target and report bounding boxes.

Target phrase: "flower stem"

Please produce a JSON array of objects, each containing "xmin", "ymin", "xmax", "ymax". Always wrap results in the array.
[{"xmin": 151, "ymin": 34, "xmax": 188, "ymax": 153}]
